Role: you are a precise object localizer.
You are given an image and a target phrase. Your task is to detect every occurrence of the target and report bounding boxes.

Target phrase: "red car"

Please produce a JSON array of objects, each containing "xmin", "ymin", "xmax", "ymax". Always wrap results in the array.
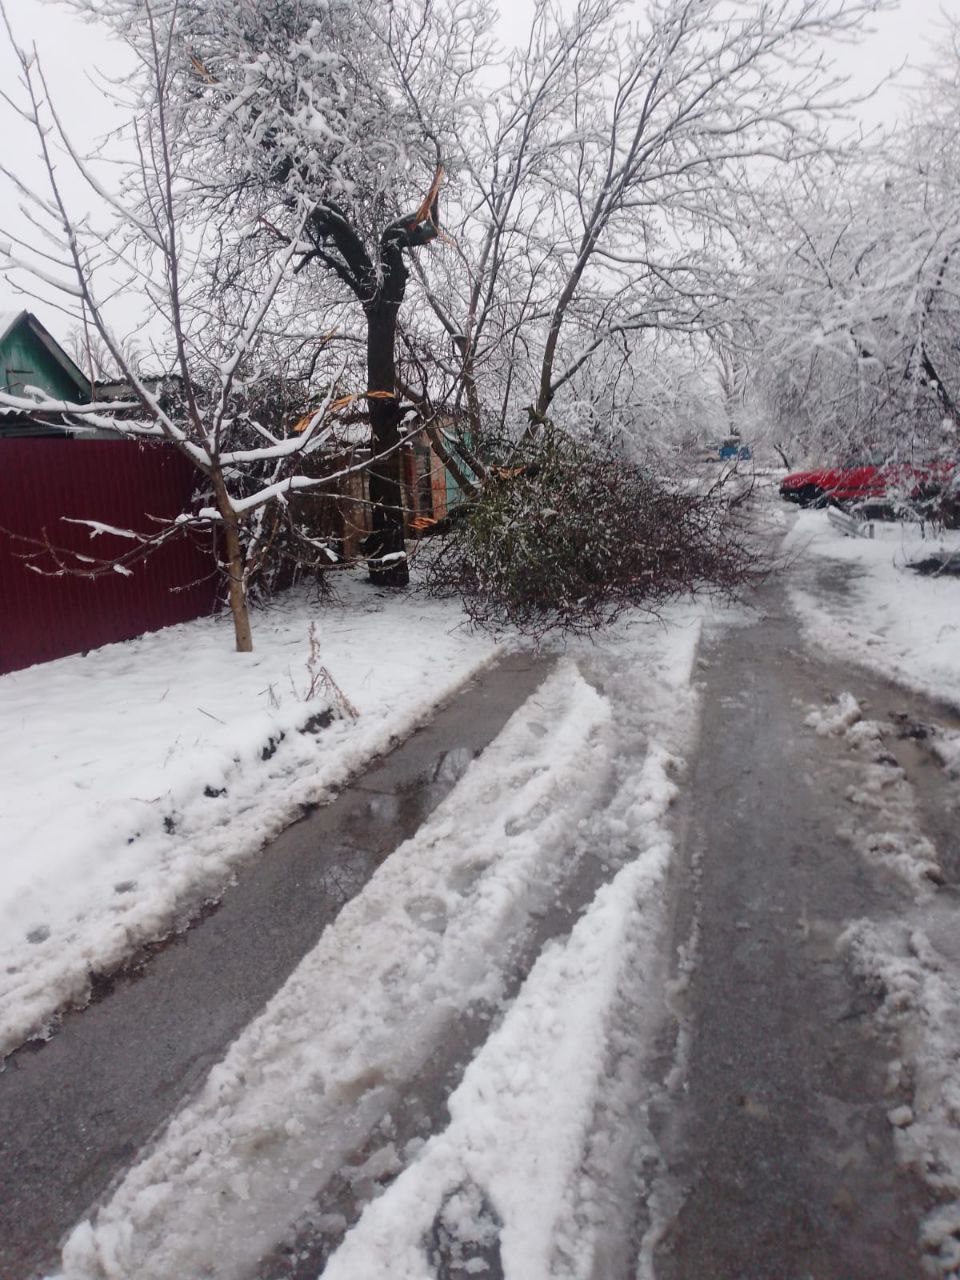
[{"xmin": 779, "ymin": 457, "xmax": 957, "ymax": 511}]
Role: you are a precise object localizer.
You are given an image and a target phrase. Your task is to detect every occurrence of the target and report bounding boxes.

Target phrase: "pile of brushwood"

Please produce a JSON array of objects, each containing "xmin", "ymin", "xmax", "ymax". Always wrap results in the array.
[{"xmin": 420, "ymin": 427, "xmax": 760, "ymax": 638}]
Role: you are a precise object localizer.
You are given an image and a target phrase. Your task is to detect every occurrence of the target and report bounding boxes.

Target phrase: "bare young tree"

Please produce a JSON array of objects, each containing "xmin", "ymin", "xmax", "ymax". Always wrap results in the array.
[
  {"xmin": 66, "ymin": 325, "xmax": 143, "ymax": 385},
  {"xmin": 0, "ymin": 4, "xmax": 407, "ymax": 651},
  {"xmin": 62, "ymin": 0, "xmax": 497, "ymax": 586}
]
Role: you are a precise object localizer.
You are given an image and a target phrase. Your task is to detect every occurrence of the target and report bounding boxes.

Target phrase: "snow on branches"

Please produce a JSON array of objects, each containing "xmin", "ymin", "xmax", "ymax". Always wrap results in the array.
[
  {"xmin": 748, "ymin": 14, "xmax": 960, "ymax": 473},
  {"xmin": 1, "ymin": 0, "xmax": 926, "ymax": 645}
]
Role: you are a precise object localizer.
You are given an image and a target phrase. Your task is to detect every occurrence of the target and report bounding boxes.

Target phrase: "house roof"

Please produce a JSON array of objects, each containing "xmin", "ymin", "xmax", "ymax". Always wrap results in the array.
[
  {"xmin": 0, "ymin": 309, "xmax": 91, "ymax": 398},
  {"xmin": 0, "ymin": 311, "xmax": 25, "ymax": 345}
]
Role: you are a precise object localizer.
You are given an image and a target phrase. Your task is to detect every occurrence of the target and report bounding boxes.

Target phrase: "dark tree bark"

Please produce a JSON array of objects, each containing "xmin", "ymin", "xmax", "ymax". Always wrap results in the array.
[
  {"xmin": 304, "ymin": 175, "xmax": 442, "ymax": 588},
  {"xmin": 365, "ymin": 298, "xmax": 408, "ymax": 586}
]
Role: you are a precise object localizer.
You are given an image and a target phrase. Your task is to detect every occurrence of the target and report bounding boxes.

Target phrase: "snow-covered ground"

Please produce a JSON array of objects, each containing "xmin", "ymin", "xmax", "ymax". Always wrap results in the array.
[
  {"xmin": 785, "ymin": 508, "xmax": 960, "ymax": 708},
  {"xmin": 802, "ymin": 691, "xmax": 960, "ymax": 1278},
  {"xmin": 0, "ymin": 577, "xmax": 501, "ymax": 1059},
  {"xmin": 784, "ymin": 507, "xmax": 960, "ymax": 1275},
  {"xmin": 803, "ymin": 691, "xmax": 960, "ymax": 1280},
  {"xmin": 844, "ymin": 906, "xmax": 960, "ymax": 1278},
  {"xmin": 804, "ymin": 693, "xmax": 945, "ymax": 890},
  {"xmin": 11, "ymin": 497, "xmax": 960, "ymax": 1278},
  {"xmin": 49, "ymin": 604, "xmax": 706, "ymax": 1280}
]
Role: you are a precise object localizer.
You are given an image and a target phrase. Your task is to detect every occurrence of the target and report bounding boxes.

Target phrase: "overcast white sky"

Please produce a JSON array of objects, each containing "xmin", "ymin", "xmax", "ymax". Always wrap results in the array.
[{"xmin": 0, "ymin": 0, "xmax": 954, "ymax": 348}]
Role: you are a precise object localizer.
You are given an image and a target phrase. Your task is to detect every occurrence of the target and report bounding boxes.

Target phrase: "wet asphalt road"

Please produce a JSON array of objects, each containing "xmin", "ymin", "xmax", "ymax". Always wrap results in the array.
[
  {"xmin": 0, "ymin": 654, "xmax": 551, "ymax": 1280},
  {"xmin": 652, "ymin": 575, "xmax": 946, "ymax": 1279},
  {"xmin": 3, "ymin": 554, "xmax": 957, "ymax": 1280}
]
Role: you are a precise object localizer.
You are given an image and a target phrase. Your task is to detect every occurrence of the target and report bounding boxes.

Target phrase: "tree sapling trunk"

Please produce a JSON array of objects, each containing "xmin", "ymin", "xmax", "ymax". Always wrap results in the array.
[{"xmin": 211, "ymin": 466, "xmax": 254, "ymax": 652}]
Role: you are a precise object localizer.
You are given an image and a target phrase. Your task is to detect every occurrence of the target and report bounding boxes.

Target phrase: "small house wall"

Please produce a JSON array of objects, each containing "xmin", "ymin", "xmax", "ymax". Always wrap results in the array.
[{"xmin": 0, "ymin": 324, "xmax": 89, "ymax": 404}]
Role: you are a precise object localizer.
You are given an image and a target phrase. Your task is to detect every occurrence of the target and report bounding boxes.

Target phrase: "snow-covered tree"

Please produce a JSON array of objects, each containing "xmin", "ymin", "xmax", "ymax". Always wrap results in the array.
[
  {"xmin": 0, "ymin": 7, "xmax": 392, "ymax": 651},
  {"xmin": 750, "ymin": 15, "xmax": 960, "ymax": 479},
  {"xmin": 62, "ymin": 0, "xmax": 496, "ymax": 585},
  {"xmin": 749, "ymin": 165, "xmax": 960, "ymax": 467},
  {"xmin": 74, "ymin": 0, "xmax": 894, "ymax": 469},
  {"xmin": 414, "ymin": 0, "xmax": 895, "ymax": 450}
]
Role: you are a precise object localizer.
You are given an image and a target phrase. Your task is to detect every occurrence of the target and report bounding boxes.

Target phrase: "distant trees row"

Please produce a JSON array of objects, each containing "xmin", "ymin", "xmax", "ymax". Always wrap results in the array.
[{"xmin": 742, "ymin": 13, "xmax": 960, "ymax": 471}]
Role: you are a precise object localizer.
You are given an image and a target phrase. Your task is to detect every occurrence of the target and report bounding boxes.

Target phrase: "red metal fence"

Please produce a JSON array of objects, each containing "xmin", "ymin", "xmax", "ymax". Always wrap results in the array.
[{"xmin": 1, "ymin": 439, "xmax": 218, "ymax": 675}]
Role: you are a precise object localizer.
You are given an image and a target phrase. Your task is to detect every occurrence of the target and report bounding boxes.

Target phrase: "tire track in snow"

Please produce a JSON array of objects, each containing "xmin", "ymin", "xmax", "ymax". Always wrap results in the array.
[
  {"xmin": 0, "ymin": 654, "xmax": 548, "ymax": 1280},
  {"xmin": 53, "ymin": 663, "xmax": 617, "ymax": 1280},
  {"xmin": 53, "ymin": 611, "xmax": 705, "ymax": 1280},
  {"xmin": 315, "ymin": 624, "xmax": 704, "ymax": 1280}
]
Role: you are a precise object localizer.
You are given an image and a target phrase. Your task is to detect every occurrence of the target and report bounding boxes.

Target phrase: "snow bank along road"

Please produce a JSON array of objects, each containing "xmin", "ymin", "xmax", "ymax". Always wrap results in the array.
[{"xmin": 0, "ymin": 584, "xmax": 500, "ymax": 1062}]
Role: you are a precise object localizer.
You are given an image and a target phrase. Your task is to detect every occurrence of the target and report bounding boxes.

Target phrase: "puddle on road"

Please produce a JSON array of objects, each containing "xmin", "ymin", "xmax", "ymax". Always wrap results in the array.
[{"xmin": 811, "ymin": 556, "xmax": 870, "ymax": 605}]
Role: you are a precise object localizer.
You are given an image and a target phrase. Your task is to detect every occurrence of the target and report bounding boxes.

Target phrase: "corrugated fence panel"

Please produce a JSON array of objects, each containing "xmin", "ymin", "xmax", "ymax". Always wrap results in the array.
[{"xmin": 0, "ymin": 439, "xmax": 219, "ymax": 675}]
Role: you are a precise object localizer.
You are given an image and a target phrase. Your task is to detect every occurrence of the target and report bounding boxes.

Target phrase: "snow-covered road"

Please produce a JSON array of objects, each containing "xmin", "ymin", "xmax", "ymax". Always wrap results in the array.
[
  {"xmin": 45, "ymin": 610, "xmax": 705, "ymax": 1280},
  {"xmin": 2, "ymin": 499, "xmax": 959, "ymax": 1280},
  {"xmin": 650, "ymin": 580, "xmax": 946, "ymax": 1280}
]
